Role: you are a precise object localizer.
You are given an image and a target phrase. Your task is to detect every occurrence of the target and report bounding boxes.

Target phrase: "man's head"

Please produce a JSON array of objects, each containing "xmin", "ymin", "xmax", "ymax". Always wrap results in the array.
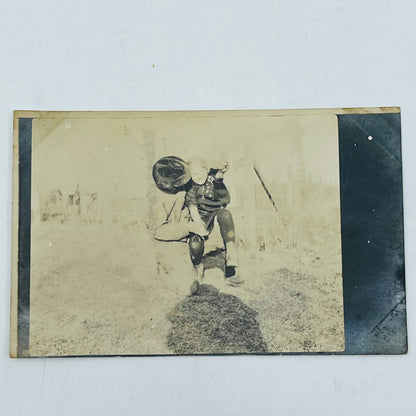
[{"xmin": 152, "ymin": 156, "xmax": 191, "ymax": 194}]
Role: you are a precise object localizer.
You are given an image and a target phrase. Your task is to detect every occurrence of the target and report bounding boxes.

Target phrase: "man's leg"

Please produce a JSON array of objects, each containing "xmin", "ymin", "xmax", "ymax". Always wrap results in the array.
[
  {"xmin": 153, "ymin": 221, "xmax": 191, "ymax": 241},
  {"xmin": 216, "ymin": 208, "xmax": 237, "ymax": 266},
  {"xmin": 216, "ymin": 208, "xmax": 244, "ymax": 286},
  {"xmin": 188, "ymin": 233, "xmax": 205, "ymax": 294}
]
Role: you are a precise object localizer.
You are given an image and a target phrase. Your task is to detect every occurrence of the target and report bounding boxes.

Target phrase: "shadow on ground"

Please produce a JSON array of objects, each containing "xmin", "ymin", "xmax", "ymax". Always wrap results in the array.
[
  {"xmin": 201, "ymin": 248, "xmax": 226, "ymax": 274},
  {"xmin": 166, "ymin": 284, "xmax": 268, "ymax": 354}
]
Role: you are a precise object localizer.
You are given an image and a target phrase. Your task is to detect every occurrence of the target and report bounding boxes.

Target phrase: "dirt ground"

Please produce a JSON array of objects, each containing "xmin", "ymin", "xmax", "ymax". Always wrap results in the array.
[{"xmin": 29, "ymin": 222, "xmax": 344, "ymax": 356}]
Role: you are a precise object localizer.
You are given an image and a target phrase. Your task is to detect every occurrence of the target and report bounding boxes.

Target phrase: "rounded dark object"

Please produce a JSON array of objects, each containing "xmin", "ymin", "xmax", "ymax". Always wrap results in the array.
[{"xmin": 152, "ymin": 156, "xmax": 191, "ymax": 194}]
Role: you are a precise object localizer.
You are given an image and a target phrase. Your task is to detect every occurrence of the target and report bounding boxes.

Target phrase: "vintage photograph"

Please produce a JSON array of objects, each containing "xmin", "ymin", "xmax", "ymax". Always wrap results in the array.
[{"xmin": 13, "ymin": 110, "xmax": 345, "ymax": 356}]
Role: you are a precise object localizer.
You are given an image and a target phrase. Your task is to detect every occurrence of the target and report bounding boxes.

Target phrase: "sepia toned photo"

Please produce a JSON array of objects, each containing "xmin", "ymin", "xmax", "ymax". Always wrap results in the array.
[
  {"xmin": 9, "ymin": 110, "xmax": 347, "ymax": 356},
  {"xmin": 10, "ymin": 108, "xmax": 408, "ymax": 357}
]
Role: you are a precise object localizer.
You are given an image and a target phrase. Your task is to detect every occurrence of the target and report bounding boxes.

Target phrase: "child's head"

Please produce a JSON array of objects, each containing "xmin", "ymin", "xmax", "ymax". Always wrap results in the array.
[
  {"xmin": 208, "ymin": 168, "xmax": 224, "ymax": 182},
  {"xmin": 189, "ymin": 158, "xmax": 209, "ymax": 185}
]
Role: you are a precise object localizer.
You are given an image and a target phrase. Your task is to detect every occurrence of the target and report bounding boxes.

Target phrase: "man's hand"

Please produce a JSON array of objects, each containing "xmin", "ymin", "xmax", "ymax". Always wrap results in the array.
[{"xmin": 189, "ymin": 221, "xmax": 208, "ymax": 237}]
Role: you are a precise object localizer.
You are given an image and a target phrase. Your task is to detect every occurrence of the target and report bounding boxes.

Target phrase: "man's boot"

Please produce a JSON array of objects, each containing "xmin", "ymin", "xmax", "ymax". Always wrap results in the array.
[
  {"xmin": 225, "ymin": 241, "xmax": 238, "ymax": 268},
  {"xmin": 224, "ymin": 267, "xmax": 245, "ymax": 286},
  {"xmin": 190, "ymin": 263, "xmax": 204, "ymax": 295},
  {"xmin": 224, "ymin": 243, "xmax": 244, "ymax": 286}
]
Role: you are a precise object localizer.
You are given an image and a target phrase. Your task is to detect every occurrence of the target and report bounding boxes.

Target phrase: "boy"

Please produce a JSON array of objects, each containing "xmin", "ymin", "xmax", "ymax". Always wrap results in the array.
[{"xmin": 186, "ymin": 158, "xmax": 244, "ymax": 293}]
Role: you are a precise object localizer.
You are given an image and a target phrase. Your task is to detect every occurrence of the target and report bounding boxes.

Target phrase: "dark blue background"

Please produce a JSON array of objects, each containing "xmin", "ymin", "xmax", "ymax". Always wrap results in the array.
[{"xmin": 338, "ymin": 113, "xmax": 406, "ymax": 354}]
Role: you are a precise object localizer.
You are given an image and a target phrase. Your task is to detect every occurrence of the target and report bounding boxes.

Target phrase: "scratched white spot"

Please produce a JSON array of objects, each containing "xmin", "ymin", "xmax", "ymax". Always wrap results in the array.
[
  {"xmin": 104, "ymin": 147, "xmax": 109, "ymax": 152},
  {"xmin": 49, "ymin": 242, "xmax": 53, "ymax": 247},
  {"xmin": 65, "ymin": 122, "xmax": 71, "ymax": 129},
  {"xmin": 367, "ymin": 240, "xmax": 370, "ymax": 244},
  {"xmin": 354, "ymin": 143, "xmax": 357, "ymax": 146},
  {"xmin": 368, "ymin": 135, "xmax": 373, "ymax": 141}
]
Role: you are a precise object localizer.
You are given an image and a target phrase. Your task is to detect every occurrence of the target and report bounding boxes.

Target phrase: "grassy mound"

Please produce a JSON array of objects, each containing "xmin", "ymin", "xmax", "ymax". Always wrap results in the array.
[{"xmin": 166, "ymin": 284, "xmax": 268, "ymax": 354}]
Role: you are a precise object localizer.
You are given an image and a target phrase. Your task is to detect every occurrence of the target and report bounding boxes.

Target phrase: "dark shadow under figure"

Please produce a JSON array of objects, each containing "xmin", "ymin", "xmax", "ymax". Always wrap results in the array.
[
  {"xmin": 201, "ymin": 248, "xmax": 226, "ymax": 274},
  {"xmin": 166, "ymin": 284, "xmax": 268, "ymax": 354},
  {"xmin": 202, "ymin": 248, "xmax": 235, "ymax": 277},
  {"xmin": 200, "ymin": 248, "xmax": 237, "ymax": 278}
]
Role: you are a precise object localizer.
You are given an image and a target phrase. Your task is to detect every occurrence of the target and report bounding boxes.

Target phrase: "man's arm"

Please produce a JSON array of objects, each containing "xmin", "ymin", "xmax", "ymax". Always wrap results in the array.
[
  {"xmin": 185, "ymin": 185, "xmax": 203, "ymax": 223},
  {"xmin": 188, "ymin": 205, "xmax": 208, "ymax": 236},
  {"xmin": 185, "ymin": 184, "xmax": 209, "ymax": 236},
  {"xmin": 188, "ymin": 205, "xmax": 202, "ymax": 223}
]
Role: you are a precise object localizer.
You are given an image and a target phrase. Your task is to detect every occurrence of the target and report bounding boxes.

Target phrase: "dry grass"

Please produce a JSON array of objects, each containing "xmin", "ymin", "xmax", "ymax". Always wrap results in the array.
[
  {"xmin": 248, "ymin": 268, "xmax": 344, "ymax": 352},
  {"xmin": 28, "ymin": 218, "xmax": 344, "ymax": 356},
  {"xmin": 167, "ymin": 284, "xmax": 267, "ymax": 354}
]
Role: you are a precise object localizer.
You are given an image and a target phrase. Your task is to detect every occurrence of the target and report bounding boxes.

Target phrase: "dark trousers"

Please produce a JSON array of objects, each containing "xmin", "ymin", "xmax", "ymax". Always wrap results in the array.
[{"xmin": 188, "ymin": 208, "xmax": 235, "ymax": 266}]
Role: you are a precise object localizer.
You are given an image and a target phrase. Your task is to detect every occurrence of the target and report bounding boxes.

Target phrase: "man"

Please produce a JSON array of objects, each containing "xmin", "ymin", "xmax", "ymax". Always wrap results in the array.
[{"xmin": 152, "ymin": 156, "xmax": 244, "ymax": 295}]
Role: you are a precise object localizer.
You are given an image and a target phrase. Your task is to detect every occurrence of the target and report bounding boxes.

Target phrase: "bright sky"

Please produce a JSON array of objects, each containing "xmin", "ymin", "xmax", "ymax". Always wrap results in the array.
[{"xmin": 32, "ymin": 114, "xmax": 340, "ymax": 199}]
